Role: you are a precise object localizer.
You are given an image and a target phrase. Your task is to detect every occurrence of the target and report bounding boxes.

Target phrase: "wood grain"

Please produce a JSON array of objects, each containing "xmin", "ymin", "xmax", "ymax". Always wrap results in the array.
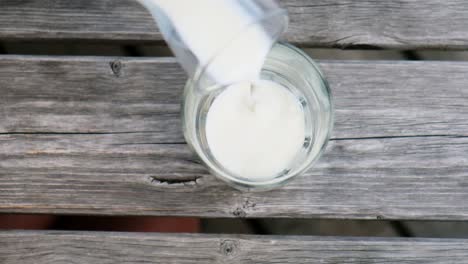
[
  {"xmin": 2, "ymin": 56, "xmax": 468, "ymax": 139},
  {"xmin": 1, "ymin": 56, "xmax": 468, "ymax": 219},
  {"xmin": 2, "ymin": 0, "xmax": 468, "ymax": 49},
  {"xmin": 2, "ymin": 231, "xmax": 468, "ymax": 263}
]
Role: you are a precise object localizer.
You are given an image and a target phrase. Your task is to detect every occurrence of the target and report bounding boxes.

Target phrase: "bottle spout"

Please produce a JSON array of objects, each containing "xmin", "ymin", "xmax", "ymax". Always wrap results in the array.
[{"xmin": 137, "ymin": 0, "xmax": 288, "ymax": 86}]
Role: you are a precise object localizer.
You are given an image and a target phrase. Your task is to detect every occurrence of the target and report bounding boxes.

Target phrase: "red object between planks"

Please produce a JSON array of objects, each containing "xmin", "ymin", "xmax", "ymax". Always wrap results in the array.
[{"xmin": 0, "ymin": 215, "xmax": 200, "ymax": 232}]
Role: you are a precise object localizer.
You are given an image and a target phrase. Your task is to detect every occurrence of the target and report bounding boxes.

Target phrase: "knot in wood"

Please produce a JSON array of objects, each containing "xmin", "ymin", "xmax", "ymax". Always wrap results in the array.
[
  {"xmin": 233, "ymin": 207, "xmax": 246, "ymax": 218},
  {"xmin": 110, "ymin": 60, "xmax": 122, "ymax": 76},
  {"xmin": 220, "ymin": 240, "xmax": 238, "ymax": 257}
]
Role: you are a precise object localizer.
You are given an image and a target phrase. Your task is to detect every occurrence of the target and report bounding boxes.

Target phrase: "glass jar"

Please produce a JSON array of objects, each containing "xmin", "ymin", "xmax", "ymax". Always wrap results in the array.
[{"xmin": 182, "ymin": 42, "xmax": 333, "ymax": 191}]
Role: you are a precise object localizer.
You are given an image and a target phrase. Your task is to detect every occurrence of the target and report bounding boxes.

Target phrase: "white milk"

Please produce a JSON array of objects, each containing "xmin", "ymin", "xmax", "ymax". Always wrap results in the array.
[
  {"xmin": 152, "ymin": 0, "xmax": 272, "ymax": 84},
  {"xmin": 206, "ymin": 81, "xmax": 305, "ymax": 179},
  {"xmin": 140, "ymin": 1, "xmax": 305, "ymax": 180}
]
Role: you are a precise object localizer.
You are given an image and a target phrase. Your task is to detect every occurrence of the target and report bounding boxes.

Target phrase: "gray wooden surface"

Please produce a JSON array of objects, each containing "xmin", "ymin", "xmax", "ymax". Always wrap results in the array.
[
  {"xmin": 1, "ymin": 231, "xmax": 468, "ymax": 263},
  {"xmin": 2, "ymin": 0, "xmax": 468, "ymax": 49},
  {"xmin": 1, "ymin": 56, "xmax": 468, "ymax": 219}
]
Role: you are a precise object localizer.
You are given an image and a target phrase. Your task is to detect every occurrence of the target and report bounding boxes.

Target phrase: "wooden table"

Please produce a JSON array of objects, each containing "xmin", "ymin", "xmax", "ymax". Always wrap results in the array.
[{"xmin": 2, "ymin": 0, "xmax": 468, "ymax": 263}]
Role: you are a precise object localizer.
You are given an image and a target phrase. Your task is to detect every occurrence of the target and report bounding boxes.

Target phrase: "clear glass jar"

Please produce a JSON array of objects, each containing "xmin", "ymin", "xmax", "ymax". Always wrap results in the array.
[{"xmin": 182, "ymin": 42, "xmax": 333, "ymax": 191}]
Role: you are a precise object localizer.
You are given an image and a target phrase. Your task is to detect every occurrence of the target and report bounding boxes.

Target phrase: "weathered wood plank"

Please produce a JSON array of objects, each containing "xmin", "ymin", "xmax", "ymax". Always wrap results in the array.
[
  {"xmin": 2, "ymin": 56, "xmax": 468, "ymax": 139},
  {"xmin": 0, "ymin": 0, "xmax": 160, "ymax": 42},
  {"xmin": 1, "ymin": 56, "xmax": 468, "ymax": 219},
  {"xmin": 0, "ymin": 56, "xmax": 183, "ymax": 141},
  {"xmin": 2, "ymin": 0, "xmax": 468, "ymax": 49},
  {"xmin": 1, "ymin": 231, "xmax": 468, "ymax": 264},
  {"xmin": 3, "ymin": 135, "xmax": 468, "ymax": 219}
]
